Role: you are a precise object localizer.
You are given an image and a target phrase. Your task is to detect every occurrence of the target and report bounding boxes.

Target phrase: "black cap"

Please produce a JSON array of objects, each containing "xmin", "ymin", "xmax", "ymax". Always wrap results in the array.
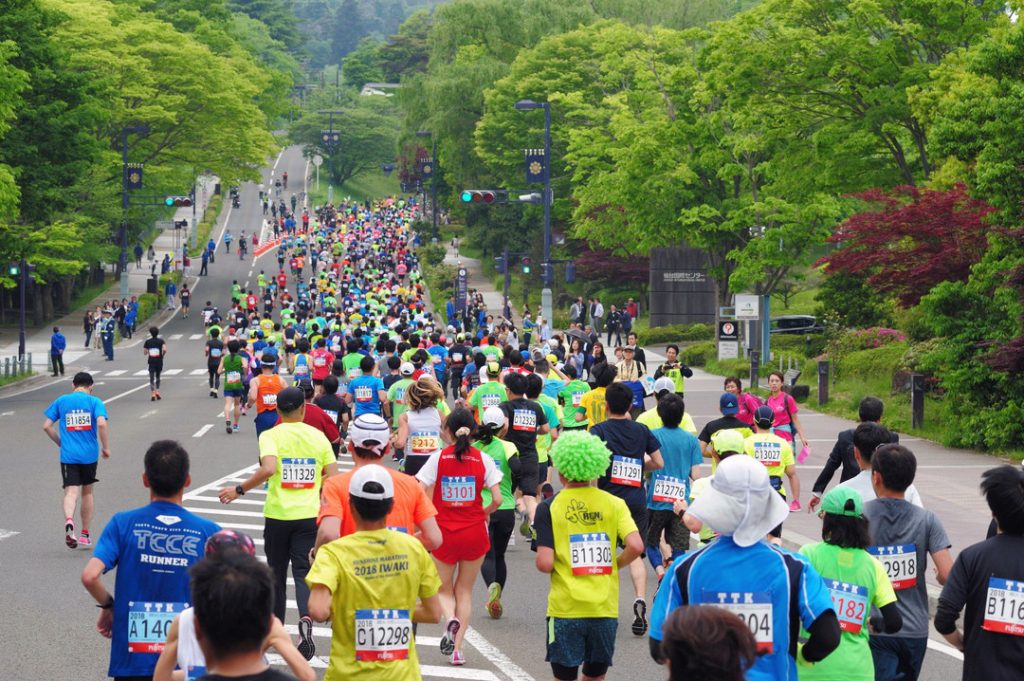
[{"xmin": 276, "ymin": 387, "xmax": 305, "ymax": 412}]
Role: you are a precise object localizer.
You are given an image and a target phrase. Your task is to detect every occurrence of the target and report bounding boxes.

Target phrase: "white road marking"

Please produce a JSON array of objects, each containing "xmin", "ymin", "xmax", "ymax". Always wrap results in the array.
[
  {"xmin": 105, "ymin": 370, "xmax": 126, "ymax": 376},
  {"xmin": 134, "ymin": 369, "xmax": 149, "ymax": 376},
  {"xmin": 189, "ymin": 495, "xmax": 265, "ymax": 506},
  {"xmin": 184, "ymin": 506, "xmax": 264, "ymax": 518},
  {"xmin": 927, "ymin": 638, "xmax": 964, "ymax": 661},
  {"xmin": 0, "ymin": 411, "xmax": 12, "ymax": 416},
  {"xmin": 190, "ymin": 334, "xmax": 204, "ymax": 340},
  {"xmin": 248, "ymin": 269, "xmax": 253, "ymax": 277},
  {"xmin": 190, "ymin": 369, "xmax": 207, "ymax": 375},
  {"xmin": 164, "ymin": 369, "xmax": 182, "ymax": 375},
  {"xmin": 0, "ymin": 529, "xmax": 20, "ymax": 542},
  {"xmin": 103, "ymin": 383, "xmax": 151, "ymax": 404},
  {"xmin": 140, "ymin": 410, "xmax": 157, "ymax": 419},
  {"xmin": 169, "ymin": 334, "xmax": 183, "ymax": 340},
  {"xmin": 192, "ymin": 424, "xmax": 214, "ymax": 438},
  {"xmin": 465, "ymin": 629, "xmax": 536, "ymax": 681}
]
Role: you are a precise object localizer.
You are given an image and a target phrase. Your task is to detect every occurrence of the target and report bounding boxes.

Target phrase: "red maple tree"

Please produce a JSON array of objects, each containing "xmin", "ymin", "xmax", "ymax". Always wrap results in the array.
[
  {"xmin": 573, "ymin": 247, "xmax": 650, "ymax": 294},
  {"xmin": 817, "ymin": 184, "xmax": 995, "ymax": 307}
]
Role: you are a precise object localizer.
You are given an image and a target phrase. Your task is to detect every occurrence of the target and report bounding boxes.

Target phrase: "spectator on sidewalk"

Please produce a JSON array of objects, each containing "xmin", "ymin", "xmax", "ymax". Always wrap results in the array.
[
  {"xmin": 161, "ymin": 253, "xmax": 171, "ymax": 275},
  {"xmin": 165, "ymin": 279, "xmax": 177, "ymax": 311},
  {"xmin": 133, "ymin": 242, "xmax": 143, "ymax": 268},
  {"xmin": 83, "ymin": 312, "xmax": 94, "ymax": 349},
  {"xmin": 200, "ymin": 248, "xmax": 209, "ymax": 276},
  {"xmin": 590, "ymin": 297, "xmax": 604, "ymax": 332},
  {"xmin": 626, "ymin": 297, "xmax": 638, "ymax": 321},
  {"xmin": 606, "ymin": 306, "xmax": 623, "ymax": 347},
  {"xmin": 147, "ymin": 245, "xmax": 156, "ymax": 265},
  {"xmin": 50, "ymin": 326, "xmax": 66, "ymax": 377}
]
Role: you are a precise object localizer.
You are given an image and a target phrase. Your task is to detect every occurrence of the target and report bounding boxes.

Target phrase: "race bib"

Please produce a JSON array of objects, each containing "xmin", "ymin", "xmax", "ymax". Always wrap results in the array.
[
  {"xmin": 827, "ymin": 580, "xmax": 869, "ymax": 634},
  {"xmin": 651, "ymin": 474, "xmax": 687, "ymax": 503},
  {"xmin": 571, "ymin": 391, "xmax": 585, "ymax": 407},
  {"xmin": 261, "ymin": 393, "xmax": 277, "ymax": 407},
  {"xmin": 440, "ymin": 475, "xmax": 476, "ymax": 507},
  {"xmin": 569, "ymin": 532, "xmax": 613, "ymax": 575},
  {"xmin": 354, "ymin": 386, "xmax": 373, "ymax": 402},
  {"xmin": 482, "ymin": 394, "xmax": 502, "ymax": 408},
  {"xmin": 609, "ymin": 455, "xmax": 642, "ymax": 487},
  {"xmin": 354, "ymin": 609, "xmax": 412, "ymax": 661},
  {"xmin": 512, "ymin": 408, "xmax": 537, "ymax": 432},
  {"xmin": 410, "ymin": 431, "xmax": 440, "ymax": 454},
  {"xmin": 451, "ymin": 353, "xmax": 463, "ymax": 363},
  {"xmin": 869, "ymin": 544, "xmax": 917, "ymax": 590},
  {"xmin": 431, "ymin": 355, "xmax": 442, "ymax": 364},
  {"xmin": 65, "ymin": 411, "xmax": 93, "ymax": 432},
  {"xmin": 331, "ymin": 344, "xmax": 341, "ymax": 353},
  {"xmin": 323, "ymin": 409, "xmax": 339, "ymax": 423},
  {"xmin": 127, "ymin": 601, "xmax": 186, "ymax": 653},
  {"xmin": 280, "ymin": 457, "xmax": 317, "ymax": 489},
  {"xmin": 983, "ymin": 577, "xmax": 1024, "ymax": 636},
  {"xmin": 226, "ymin": 371, "xmax": 241, "ymax": 384},
  {"xmin": 210, "ymin": 348, "xmax": 222, "ymax": 358},
  {"xmin": 348, "ymin": 368, "xmax": 362, "ymax": 379},
  {"xmin": 700, "ymin": 590, "xmax": 773, "ymax": 653},
  {"xmin": 293, "ymin": 364, "xmax": 309, "ymax": 376},
  {"xmin": 752, "ymin": 442, "xmax": 782, "ymax": 466},
  {"xmin": 313, "ymin": 357, "xmax": 326, "ymax": 367},
  {"xmin": 148, "ymin": 347, "xmax": 161, "ymax": 358}
]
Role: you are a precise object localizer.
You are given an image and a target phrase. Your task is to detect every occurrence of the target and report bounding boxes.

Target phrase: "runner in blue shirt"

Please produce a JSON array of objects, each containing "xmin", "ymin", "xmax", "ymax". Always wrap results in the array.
[
  {"xmin": 42, "ymin": 371, "xmax": 110, "ymax": 549},
  {"xmin": 426, "ymin": 333, "xmax": 448, "ymax": 384},
  {"xmin": 644, "ymin": 393, "xmax": 703, "ymax": 577},
  {"xmin": 649, "ymin": 454, "xmax": 840, "ymax": 680},
  {"xmin": 81, "ymin": 440, "xmax": 220, "ymax": 680},
  {"xmin": 346, "ymin": 355, "xmax": 389, "ymax": 419}
]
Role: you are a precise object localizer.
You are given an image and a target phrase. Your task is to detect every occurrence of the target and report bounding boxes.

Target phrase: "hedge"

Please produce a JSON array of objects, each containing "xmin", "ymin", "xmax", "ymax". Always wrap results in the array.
[
  {"xmin": 187, "ymin": 194, "xmax": 223, "ymax": 257},
  {"xmin": 635, "ymin": 323, "xmax": 714, "ymax": 346}
]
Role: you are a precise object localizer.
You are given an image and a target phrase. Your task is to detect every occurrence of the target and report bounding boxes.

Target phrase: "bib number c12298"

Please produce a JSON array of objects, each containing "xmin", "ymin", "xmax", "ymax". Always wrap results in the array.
[{"xmin": 354, "ymin": 609, "xmax": 412, "ymax": 661}]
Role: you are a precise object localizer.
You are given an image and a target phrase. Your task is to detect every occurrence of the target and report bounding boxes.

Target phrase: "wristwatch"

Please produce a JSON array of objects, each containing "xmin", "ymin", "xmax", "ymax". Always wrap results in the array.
[{"xmin": 235, "ymin": 484, "xmax": 245, "ymax": 496}]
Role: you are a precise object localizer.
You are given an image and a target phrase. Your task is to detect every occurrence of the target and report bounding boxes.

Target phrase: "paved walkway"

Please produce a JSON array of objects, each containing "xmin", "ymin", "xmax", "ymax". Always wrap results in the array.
[{"xmin": 442, "ymin": 242, "xmax": 507, "ymax": 322}]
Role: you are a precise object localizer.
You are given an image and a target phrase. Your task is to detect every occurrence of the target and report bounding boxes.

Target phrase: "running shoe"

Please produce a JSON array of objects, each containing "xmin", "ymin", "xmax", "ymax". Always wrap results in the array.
[
  {"xmin": 439, "ymin": 617, "xmax": 460, "ymax": 656},
  {"xmin": 789, "ymin": 500, "xmax": 801, "ymax": 512},
  {"xmin": 65, "ymin": 522, "xmax": 77, "ymax": 550},
  {"xmin": 297, "ymin": 616, "xmax": 315, "ymax": 660},
  {"xmin": 155, "ymin": 391, "xmax": 161, "ymax": 400},
  {"xmin": 519, "ymin": 514, "xmax": 532, "ymax": 539},
  {"xmin": 225, "ymin": 421, "xmax": 232, "ymax": 434},
  {"xmin": 450, "ymin": 650, "xmax": 466, "ymax": 666},
  {"xmin": 151, "ymin": 393, "xmax": 156, "ymax": 402},
  {"xmin": 233, "ymin": 424, "xmax": 240, "ymax": 432},
  {"xmin": 209, "ymin": 389, "xmax": 217, "ymax": 398},
  {"xmin": 632, "ymin": 598, "xmax": 648, "ymax": 636},
  {"xmin": 486, "ymin": 582, "xmax": 503, "ymax": 619},
  {"xmin": 78, "ymin": 531, "xmax": 92, "ymax": 548}
]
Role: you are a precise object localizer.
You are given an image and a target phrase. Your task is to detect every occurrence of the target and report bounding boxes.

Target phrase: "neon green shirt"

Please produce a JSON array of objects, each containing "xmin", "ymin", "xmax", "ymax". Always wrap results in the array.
[
  {"xmin": 258, "ymin": 422, "xmax": 335, "ymax": 521},
  {"xmin": 474, "ymin": 437, "xmax": 517, "ymax": 511}
]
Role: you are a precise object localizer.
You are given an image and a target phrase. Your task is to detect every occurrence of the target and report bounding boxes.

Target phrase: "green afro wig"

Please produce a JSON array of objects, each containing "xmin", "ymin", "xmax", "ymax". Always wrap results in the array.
[{"xmin": 550, "ymin": 431, "xmax": 612, "ymax": 482}]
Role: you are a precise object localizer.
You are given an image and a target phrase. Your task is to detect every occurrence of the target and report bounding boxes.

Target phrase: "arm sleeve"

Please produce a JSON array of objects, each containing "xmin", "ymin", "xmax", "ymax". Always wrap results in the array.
[
  {"xmin": 801, "ymin": 610, "xmax": 841, "ymax": 663},
  {"xmin": 879, "ymin": 602, "xmax": 903, "ymax": 634},
  {"xmin": 871, "ymin": 556, "xmax": 898, "ymax": 609},
  {"xmin": 934, "ymin": 553, "xmax": 970, "ymax": 635},
  {"xmin": 506, "ymin": 443, "xmax": 522, "ymax": 477},
  {"xmin": 533, "ymin": 499, "xmax": 554, "ymax": 549},
  {"xmin": 535, "ymin": 403, "xmax": 548, "ymax": 427},
  {"xmin": 44, "ymin": 399, "xmax": 59, "ymax": 421}
]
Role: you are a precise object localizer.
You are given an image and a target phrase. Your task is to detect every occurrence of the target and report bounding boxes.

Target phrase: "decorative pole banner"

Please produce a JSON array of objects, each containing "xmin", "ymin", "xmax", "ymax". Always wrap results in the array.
[
  {"xmin": 418, "ymin": 157, "xmax": 433, "ymax": 180},
  {"xmin": 124, "ymin": 163, "xmax": 144, "ymax": 190},
  {"xmin": 524, "ymin": 148, "xmax": 546, "ymax": 183}
]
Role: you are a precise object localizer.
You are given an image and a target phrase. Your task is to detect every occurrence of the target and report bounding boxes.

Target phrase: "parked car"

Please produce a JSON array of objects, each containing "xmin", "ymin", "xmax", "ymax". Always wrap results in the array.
[{"xmin": 770, "ymin": 315, "xmax": 824, "ymax": 335}]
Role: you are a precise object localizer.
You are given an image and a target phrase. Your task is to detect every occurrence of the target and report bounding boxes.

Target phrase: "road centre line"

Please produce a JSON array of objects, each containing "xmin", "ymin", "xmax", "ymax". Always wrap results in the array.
[{"xmin": 192, "ymin": 424, "xmax": 214, "ymax": 438}]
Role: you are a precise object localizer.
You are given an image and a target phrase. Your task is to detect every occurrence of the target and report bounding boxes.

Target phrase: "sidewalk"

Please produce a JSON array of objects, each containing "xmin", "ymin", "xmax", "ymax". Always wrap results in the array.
[
  {"xmin": 0, "ymin": 175, "xmax": 218, "ymax": 373},
  {"xmin": 441, "ymin": 242, "xmax": 507, "ymax": 322}
]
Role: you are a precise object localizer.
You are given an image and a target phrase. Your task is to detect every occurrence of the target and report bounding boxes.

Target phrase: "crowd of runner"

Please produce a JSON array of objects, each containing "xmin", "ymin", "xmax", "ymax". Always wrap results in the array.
[{"xmin": 39, "ymin": 195, "xmax": 1024, "ymax": 681}]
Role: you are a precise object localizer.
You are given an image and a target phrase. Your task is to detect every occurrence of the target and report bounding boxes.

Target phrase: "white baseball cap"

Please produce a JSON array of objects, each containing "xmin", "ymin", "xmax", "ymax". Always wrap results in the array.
[
  {"xmin": 653, "ymin": 377, "xmax": 676, "ymax": 395},
  {"xmin": 349, "ymin": 464, "xmax": 394, "ymax": 500},
  {"xmin": 400, "ymin": 362, "xmax": 415, "ymax": 376},
  {"xmin": 482, "ymin": 406, "xmax": 506, "ymax": 428},
  {"xmin": 349, "ymin": 414, "xmax": 391, "ymax": 456}
]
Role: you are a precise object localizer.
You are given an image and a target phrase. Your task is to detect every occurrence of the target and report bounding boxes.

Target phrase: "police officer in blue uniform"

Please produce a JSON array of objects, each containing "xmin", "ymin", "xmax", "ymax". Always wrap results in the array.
[{"xmin": 100, "ymin": 308, "xmax": 116, "ymax": 360}]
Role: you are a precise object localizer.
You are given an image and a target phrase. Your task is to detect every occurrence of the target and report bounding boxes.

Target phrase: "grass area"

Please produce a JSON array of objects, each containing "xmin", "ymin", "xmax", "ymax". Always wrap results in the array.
[
  {"xmin": 69, "ymin": 277, "xmax": 115, "ymax": 312},
  {"xmin": 770, "ymin": 286, "xmax": 819, "ymax": 316},
  {"xmin": 306, "ymin": 170, "xmax": 402, "ymax": 207},
  {"xmin": 0, "ymin": 370, "xmax": 35, "ymax": 388}
]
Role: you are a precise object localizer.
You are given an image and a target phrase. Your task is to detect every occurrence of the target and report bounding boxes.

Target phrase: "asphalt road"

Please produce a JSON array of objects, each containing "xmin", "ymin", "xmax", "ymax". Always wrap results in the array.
[{"xmin": 0, "ymin": 147, "xmax": 966, "ymax": 680}]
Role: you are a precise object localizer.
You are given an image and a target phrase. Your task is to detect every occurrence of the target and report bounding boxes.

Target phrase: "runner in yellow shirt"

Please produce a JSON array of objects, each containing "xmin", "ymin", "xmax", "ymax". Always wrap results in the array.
[
  {"xmin": 743, "ymin": 405, "xmax": 798, "ymax": 543},
  {"xmin": 576, "ymin": 364, "xmax": 616, "ymax": 429}
]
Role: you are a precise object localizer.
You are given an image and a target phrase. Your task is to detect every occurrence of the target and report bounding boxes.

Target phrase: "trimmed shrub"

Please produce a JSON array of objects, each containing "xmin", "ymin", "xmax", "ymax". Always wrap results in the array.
[{"xmin": 635, "ymin": 323, "xmax": 714, "ymax": 345}]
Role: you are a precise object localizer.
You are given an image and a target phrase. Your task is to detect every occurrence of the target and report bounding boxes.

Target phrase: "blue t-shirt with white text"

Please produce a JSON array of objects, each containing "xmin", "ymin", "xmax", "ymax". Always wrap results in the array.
[
  {"xmin": 43, "ymin": 391, "xmax": 108, "ymax": 464},
  {"xmin": 348, "ymin": 374, "xmax": 385, "ymax": 417}
]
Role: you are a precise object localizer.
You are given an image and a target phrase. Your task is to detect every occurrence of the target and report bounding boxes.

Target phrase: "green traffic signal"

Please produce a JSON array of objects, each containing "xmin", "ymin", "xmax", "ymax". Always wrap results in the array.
[
  {"xmin": 8, "ymin": 265, "xmax": 18, "ymax": 276},
  {"xmin": 165, "ymin": 197, "xmax": 175, "ymax": 207},
  {"xmin": 460, "ymin": 190, "xmax": 473, "ymax": 203}
]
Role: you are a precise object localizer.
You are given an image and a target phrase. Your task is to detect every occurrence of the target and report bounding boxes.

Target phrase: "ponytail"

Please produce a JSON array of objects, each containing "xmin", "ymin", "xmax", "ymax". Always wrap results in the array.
[
  {"xmin": 446, "ymin": 406, "xmax": 477, "ymax": 462},
  {"xmin": 476, "ymin": 421, "xmax": 499, "ymax": 446}
]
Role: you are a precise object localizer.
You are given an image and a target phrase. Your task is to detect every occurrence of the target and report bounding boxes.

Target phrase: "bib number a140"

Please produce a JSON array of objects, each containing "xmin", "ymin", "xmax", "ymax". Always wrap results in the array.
[
  {"xmin": 827, "ymin": 580, "xmax": 868, "ymax": 634},
  {"xmin": 280, "ymin": 458, "xmax": 317, "ymax": 489},
  {"xmin": 868, "ymin": 544, "xmax": 917, "ymax": 590},
  {"xmin": 354, "ymin": 609, "xmax": 412, "ymax": 661},
  {"xmin": 700, "ymin": 591, "xmax": 773, "ymax": 653},
  {"xmin": 609, "ymin": 455, "xmax": 642, "ymax": 487},
  {"xmin": 127, "ymin": 601, "xmax": 186, "ymax": 653},
  {"xmin": 569, "ymin": 533, "xmax": 613, "ymax": 575}
]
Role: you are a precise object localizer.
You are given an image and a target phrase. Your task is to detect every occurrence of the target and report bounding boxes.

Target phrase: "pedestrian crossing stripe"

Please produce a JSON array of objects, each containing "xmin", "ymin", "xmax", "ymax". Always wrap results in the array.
[
  {"xmin": 170, "ymin": 334, "xmax": 183, "ymax": 340},
  {"xmin": 134, "ymin": 370, "xmax": 149, "ymax": 376},
  {"xmin": 190, "ymin": 334, "xmax": 204, "ymax": 340},
  {"xmin": 190, "ymin": 369, "xmax": 206, "ymax": 375},
  {"xmin": 164, "ymin": 369, "xmax": 182, "ymax": 375},
  {"xmin": 105, "ymin": 370, "xmax": 126, "ymax": 376}
]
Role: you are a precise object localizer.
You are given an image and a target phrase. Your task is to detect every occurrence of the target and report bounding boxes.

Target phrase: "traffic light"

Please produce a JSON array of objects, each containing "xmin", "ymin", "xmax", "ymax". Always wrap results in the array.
[
  {"xmin": 494, "ymin": 255, "xmax": 506, "ymax": 274},
  {"xmin": 7, "ymin": 264, "xmax": 18, "ymax": 276},
  {"xmin": 459, "ymin": 189, "xmax": 508, "ymax": 205},
  {"xmin": 541, "ymin": 262, "xmax": 554, "ymax": 287},
  {"xmin": 164, "ymin": 196, "xmax": 193, "ymax": 207},
  {"xmin": 521, "ymin": 256, "xmax": 531, "ymax": 275},
  {"xmin": 565, "ymin": 262, "xmax": 576, "ymax": 284}
]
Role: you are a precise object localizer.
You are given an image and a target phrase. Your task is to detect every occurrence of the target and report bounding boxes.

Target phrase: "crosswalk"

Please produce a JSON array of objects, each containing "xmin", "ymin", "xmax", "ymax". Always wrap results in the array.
[
  {"xmin": 182, "ymin": 462, "xmax": 517, "ymax": 681},
  {"xmin": 79, "ymin": 368, "xmax": 210, "ymax": 377}
]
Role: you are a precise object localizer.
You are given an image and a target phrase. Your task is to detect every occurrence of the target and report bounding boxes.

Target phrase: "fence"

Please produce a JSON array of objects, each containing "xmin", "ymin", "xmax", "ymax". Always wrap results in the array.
[{"xmin": 2, "ymin": 353, "xmax": 32, "ymax": 378}]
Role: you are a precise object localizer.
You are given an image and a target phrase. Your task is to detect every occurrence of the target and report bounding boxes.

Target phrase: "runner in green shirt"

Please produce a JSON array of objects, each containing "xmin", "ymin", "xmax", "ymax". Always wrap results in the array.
[
  {"xmin": 467, "ymin": 363, "xmax": 507, "ymax": 422},
  {"xmin": 558, "ymin": 365, "xmax": 591, "ymax": 430},
  {"xmin": 475, "ymin": 406, "xmax": 520, "ymax": 621}
]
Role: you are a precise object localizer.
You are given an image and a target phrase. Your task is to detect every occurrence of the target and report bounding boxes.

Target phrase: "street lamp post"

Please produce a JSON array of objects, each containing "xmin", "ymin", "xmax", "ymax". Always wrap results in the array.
[
  {"xmin": 120, "ymin": 124, "xmax": 150, "ymax": 298},
  {"xmin": 514, "ymin": 100, "xmax": 553, "ymax": 326},
  {"xmin": 415, "ymin": 130, "xmax": 439, "ymax": 243},
  {"xmin": 318, "ymin": 110, "xmax": 344, "ymax": 206}
]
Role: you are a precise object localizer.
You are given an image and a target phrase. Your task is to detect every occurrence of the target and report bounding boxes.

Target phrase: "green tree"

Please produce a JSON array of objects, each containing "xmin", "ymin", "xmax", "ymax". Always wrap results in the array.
[
  {"xmin": 0, "ymin": 41, "xmax": 28, "ymax": 220},
  {"xmin": 342, "ymin": 37, "xmax": 385, "ymax": 89}
]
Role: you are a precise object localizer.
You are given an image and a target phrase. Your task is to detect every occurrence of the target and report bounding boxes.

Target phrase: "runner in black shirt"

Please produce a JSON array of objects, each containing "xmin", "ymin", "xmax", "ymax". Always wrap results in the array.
[
  {"xmin": 499, "ymin": 372, "xmax": 549, "ymax": 530},
  {"xmin": 697, "ymin": 392, "xmax": 753, "ymax": 460},
  {"xmin": 142, "ymin": 326, "xmax": 166, "ymax": 401}
]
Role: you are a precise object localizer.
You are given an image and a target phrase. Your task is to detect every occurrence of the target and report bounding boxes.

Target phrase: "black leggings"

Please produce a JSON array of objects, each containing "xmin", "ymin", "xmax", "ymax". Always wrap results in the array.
[
  {"xmin": 552, "ymin": 662, "xmax": 610, "ymax": 681},
  {"xmin": 208, "ymin": 363, "xmax": 220, "ymax": 389},
  {"xmin": 148, "ymin": 363, "xmax": 162, "ymax": 390},
  {"xmin": 263, "ymin": 517, "xmax": 315, "ymax": 623},
  {"xmin": 481, "ymin": 508, "xmax": 515, "ymax": 589}
]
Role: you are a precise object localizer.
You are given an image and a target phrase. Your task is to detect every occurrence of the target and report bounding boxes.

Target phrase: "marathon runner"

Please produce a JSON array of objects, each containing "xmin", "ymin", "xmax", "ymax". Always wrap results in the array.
[
  {"xmin": 42, "ymin": 371, "xmax": 110, "ymax": 549},
  {"xmin": 143, "ymin": 326, "xmax": 167, "ymax": 402}
]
